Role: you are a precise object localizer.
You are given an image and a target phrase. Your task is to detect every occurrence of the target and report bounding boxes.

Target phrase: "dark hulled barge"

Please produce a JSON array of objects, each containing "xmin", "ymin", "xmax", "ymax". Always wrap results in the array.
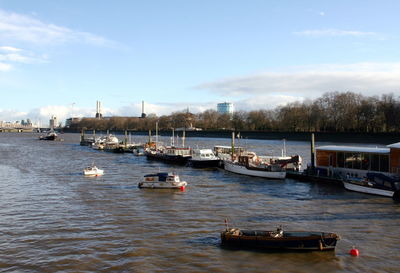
[{"xmin": 221, "ymin": 226, "xmax": 339, "ymax": 251}]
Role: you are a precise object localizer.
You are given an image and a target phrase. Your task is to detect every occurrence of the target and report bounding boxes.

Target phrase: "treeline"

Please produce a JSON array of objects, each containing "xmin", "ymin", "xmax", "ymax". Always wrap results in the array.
[{"xmin": 68, "ymin": 92, "xmax": 400, "ymax": 133}]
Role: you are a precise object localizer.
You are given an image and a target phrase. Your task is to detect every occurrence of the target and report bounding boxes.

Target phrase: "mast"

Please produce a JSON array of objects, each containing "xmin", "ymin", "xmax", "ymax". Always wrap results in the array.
[{"xmin": 155, "ymin": 121, "xmax": 158, "ymax": 150}]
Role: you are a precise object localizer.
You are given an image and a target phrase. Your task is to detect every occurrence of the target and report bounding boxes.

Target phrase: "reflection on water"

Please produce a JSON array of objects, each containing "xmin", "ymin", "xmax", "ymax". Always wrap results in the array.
[{"xmin": 0, "ymin": 133, "xmax": 399, "ymax": 272}]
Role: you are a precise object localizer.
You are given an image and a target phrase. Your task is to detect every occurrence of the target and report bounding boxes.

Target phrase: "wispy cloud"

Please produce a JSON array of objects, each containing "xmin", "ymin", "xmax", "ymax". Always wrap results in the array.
[
  {"xmin": 294, "ymin": 28, "xmax": 378, "ymax": 38},
  {"xmin": 0, "ymin": 9, "xmax": 119, "ymax": 48},
  {"xmin": 196, "ymin": 62, "xmax": 400, "ymax": 109}
]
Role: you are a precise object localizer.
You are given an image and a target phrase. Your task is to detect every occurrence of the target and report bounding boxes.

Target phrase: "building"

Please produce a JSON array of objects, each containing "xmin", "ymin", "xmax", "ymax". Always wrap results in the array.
[
  {"xmin": 49, "ymin": 116, "xmax": 57, "ymax": 129},
  {"xmin": 315, "ymin": 143, "xmax": 400, "ymax": 178},
  {"xmin": 65, "ymin": 117, "xmax": 82, "ymax": 128},
  {"xmin": 217, "ymin": 102, "xmax": 234, "ymax": 115}
]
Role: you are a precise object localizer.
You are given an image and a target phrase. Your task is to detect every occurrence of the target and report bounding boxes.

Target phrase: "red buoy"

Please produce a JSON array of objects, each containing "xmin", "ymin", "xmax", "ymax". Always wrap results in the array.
[
  {"xmin": 180, "ymin": 186, "xmax": 185, "ymax": 191},
  {"xmin": 349, "ymin": 247, "xmax": 359, "ymax": 256}
]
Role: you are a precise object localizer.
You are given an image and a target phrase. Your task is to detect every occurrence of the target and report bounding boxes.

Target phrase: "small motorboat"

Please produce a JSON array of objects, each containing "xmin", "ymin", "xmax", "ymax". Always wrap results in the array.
[
  {"xmin": 39, "ymin": 130, "xmax": 58, "ymax": 140},
  {"xmin": 343, "ymin": 172, "xmax": 400, "ymax": 201},
  {"xmin": 138, "ymin": 172, "xmax": 187, "ymax": 189},
  {"xmin": 83, "ymin": 165, "xmax": 104, "ymax": 176},
  {"xmin": 221, "ymin": 224, "xmax": 340, "ymax": 251},
  {"xmin": 189, "ymin": 149, "xmax": 221, "ymax": 168}
]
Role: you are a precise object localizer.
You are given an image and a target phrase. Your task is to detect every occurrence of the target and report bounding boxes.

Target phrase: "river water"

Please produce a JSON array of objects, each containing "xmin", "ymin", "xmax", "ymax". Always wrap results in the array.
[{"xmin": 0, "ymin": 133, "xmax": 399, "ymax": 273}]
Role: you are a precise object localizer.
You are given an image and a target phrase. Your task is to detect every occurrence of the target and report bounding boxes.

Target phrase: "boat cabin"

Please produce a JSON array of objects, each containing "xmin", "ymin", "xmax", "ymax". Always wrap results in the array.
[
  {"xmin": 315, "ymin": 143, "xmax": 400, "ymax": 178},
  {"xmin": 165, "ymin": 147, "xmax": 192, "ymax": 156},
  {"xmin": 213, "ymin": 145, "xmax": 245, "ymax": 160},
  {"xmin": 144, "ymin": 172, "xmax": 180, "ymax": 182}
]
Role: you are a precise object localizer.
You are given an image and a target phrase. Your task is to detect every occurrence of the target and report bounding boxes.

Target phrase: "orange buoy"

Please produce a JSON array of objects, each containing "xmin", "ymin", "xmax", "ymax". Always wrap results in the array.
[{"xmin": 349, "ymin": 247, "xmax": 359, "ymax": 256}]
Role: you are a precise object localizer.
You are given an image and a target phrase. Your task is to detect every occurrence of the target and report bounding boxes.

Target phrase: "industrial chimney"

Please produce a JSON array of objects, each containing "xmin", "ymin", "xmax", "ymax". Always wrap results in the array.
[{"xmin": 140, "ymin": 100, "xmax": 147, "ymax": 118}]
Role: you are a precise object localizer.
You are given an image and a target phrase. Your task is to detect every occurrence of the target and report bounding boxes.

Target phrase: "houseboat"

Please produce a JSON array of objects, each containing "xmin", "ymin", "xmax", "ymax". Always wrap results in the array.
[
  {"xmin": 315, "ymin": 142, "xmax": 400, "ymax": 199},
  {"xmin": 145, "ymin": 146, "xmax": 192, "ymax": 165}
]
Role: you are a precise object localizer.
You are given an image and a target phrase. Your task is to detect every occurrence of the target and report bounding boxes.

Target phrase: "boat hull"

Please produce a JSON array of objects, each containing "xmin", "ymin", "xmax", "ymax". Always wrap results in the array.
[
  {"xmin": 343, "ymin": 181, "xmax": 394, "ymax": 197},
  {"xmin": 146, "ymin": 153, "xmax": 191, "ymax": 165},
  {"xmin": 221, "ymin": 230, "xmax": 339, "ymax": 251},
  {"xmin": 83, "ymin": 171, "xmax": 104, "ymax": 176},
  {"xmin": 138, "ymin": 181, "xmax": 187, "ymax": 189},
  {"xmin": 189, "ymin": 159, "xmax": 221, "ymax": 168},
  {"xmin": 224, "ymin": 161, "xmax": 286, "ymax": 179}
]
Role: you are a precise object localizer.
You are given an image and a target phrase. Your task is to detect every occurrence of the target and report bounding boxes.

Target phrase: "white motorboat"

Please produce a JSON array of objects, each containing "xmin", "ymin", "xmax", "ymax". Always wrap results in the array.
[
  {"xmin": 83, "ymin": 165, "xmax": 104, "ymax": 176},
  {"xmin": 224, "ymin": 153, "xmax": 286, "ymax": 179},
  {"xmin": 189, "ymin": 148, "xmax": 221, "ymax": 168},
  {"xmin": 343, "ymin": 173, "xmax": 400, "ymax": 200},
  {"xmin": 138, "ymin": 172, "xmax": 187, "ymax": 189}
]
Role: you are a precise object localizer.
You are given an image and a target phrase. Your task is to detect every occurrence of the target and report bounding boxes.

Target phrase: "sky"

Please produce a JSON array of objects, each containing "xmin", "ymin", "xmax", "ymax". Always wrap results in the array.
[{"xmin": 1, "ymin": 0, "xmax": 400, "ymax": 125}]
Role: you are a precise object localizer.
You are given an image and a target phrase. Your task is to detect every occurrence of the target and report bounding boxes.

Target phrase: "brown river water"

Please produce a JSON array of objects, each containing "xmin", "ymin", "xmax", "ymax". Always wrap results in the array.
[{"xmin": 0, "ymin": 133, "xmax": 399, "ymax": 273}]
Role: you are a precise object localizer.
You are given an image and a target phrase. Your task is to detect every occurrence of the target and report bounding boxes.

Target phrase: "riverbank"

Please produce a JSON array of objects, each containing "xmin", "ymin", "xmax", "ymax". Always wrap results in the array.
[{"xmin": 64, "ymin": 129, "xmax": 400, "ymax": 145}]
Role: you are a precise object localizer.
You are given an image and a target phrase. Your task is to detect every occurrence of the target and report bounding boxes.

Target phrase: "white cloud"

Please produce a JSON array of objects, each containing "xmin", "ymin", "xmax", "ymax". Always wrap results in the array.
[
  {"xmin": 294, "ymin": 29, "xmax": 378, "ymax": 38},
  {"xmin": 0, "ymin": 62, "xmax": 12, "ymax": 71},
  {"xmin": 0, "ymin": 9, "xmax": 119, "ymax": 47},
  {"xmin": 196, "ymin": 62, "xmax": 400, "ymax": 109},
  {"xmin": 0, "ymin": 46, "xmax": 21, "ymax": 52},
  {"xmin": 319, "ymin": 11, "xmax": 325, "ymax": 16}
]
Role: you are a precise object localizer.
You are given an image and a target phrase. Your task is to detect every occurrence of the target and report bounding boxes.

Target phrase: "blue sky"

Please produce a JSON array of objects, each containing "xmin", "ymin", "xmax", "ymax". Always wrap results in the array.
[{"xmin": 1, "ymin": 0, "xmax": 400, "ymax": 125}]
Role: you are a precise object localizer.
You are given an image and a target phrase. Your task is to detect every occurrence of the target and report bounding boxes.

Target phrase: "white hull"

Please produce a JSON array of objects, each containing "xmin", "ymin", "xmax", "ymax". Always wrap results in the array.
[
  {"xmin": 84, "ymin": 170, "xmax": 104, "ymax": 176},
  {"xmin": 224, "ymin": 161, "xmax": 286, "ymax": 179},
  {"xmin": 343, "ymin": 181, "xmax": 394, "ymax": 197},
  {"xmin": 83, "ymin": 167, "xmax": 104, "ymax": 176},
  {"xmin": 138, "ymin": 181, "xmax": 187, "ymax": 189}
]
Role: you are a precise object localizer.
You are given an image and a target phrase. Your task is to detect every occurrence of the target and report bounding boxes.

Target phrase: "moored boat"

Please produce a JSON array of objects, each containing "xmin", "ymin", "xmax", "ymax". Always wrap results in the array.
[
  {"xmin": 221, "ymin": 225, "xmax": 340, "ymax": 251},
  {"xmin": 83, "ymin": 165, "xmax": 104, "ymax": 176},
  {"xmin": 343, "ymin": 172, "xmax": 400, "ymax": 201},
  {"xmin": 224, "ymin": 153, "xmax": 286, "ymax": 179},
  {"xmin": 138, "ymin": 172, "xmax": 187, "ymax": 189},
  {"xmin": 189, "ymin": 149, "xmax": 221, "ymax": 168},
  {"xmin": 145, "ymin": 146, "xmax": 192, "ymax": 165}
]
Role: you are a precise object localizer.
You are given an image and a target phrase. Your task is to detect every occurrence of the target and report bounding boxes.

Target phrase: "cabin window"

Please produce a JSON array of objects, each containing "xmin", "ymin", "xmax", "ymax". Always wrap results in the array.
[
  {"xmin": 380, "ymin": 155, "xmax": 389, "ymax": 172},
  {"xmin": 384, "ymin": 181, "xmax": 392, "ymax": 188},
  {"xmin": 345, "ymin": 153, "xmax": 353, "ymax": 168},
  {"xmin": 353, "ymin": 153, "xmax": 361, "ymax": 169},
  {"xmin": 337, "ymin": 152, "xmax": 344, "ymax": 168},
  {"xmin": 371, "ymin": 154, "xmax": 380, "ymax": 171},
  {"xmin": 361, "ymin": 153, "xmax": 370, "ymax": 170}
]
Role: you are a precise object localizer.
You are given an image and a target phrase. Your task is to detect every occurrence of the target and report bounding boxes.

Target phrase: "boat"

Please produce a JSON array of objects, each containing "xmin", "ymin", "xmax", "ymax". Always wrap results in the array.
[
  {"xmin": 83, "ymin": 165, "xmax": 104, "ymax": 176},
  {"xmin": 221, "ymin": 225, "xmax": 340, "ymax": 251},
  {"xmin": 92, "ymin": 134, "xmax": 121, "ymax": 151},
  {"xmin": 223, "ymin": 153, "xmax": 286, "ymax": 179},
  {"xmin": 343, "ymin": 172, "xmax": 400, "ymax": 201},
  {"xmin": 189, "ymin": 149, "xmax": 221, "ymax": 168},
  {"xmin": 39, "ymin": 130, "xmax": 57, "ymax": 140},
  {"xmin": 213, "ymin": 145, "xmax": 245, "ymax": 161},
  {"xmin": 138, "ymin": 172, "xmax": 187, "ymax": 189},
  {"xmin": 145, "ymin": 146, "xmax": 192, "ymax": 165},
  {"xmin": 133, "ymin": 146, "xmax": 145, "ymax": 156}
]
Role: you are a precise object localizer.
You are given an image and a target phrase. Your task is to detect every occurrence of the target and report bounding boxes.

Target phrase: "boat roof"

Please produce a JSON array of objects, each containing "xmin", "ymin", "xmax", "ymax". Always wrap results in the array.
[
  {"xmin": 316, "ymin": 145, "xmax": 389, "ymax": 154},
  {"xmin": 144, "ymin": 172, "xmax": 174, "ymax": 177},
  {"xmin": 387, "ymin": 142, "xmax": 400, "ymax": 149},
  {"xmin": 214, "ymin": 145, "xmax": 244, "ymax": 149}
]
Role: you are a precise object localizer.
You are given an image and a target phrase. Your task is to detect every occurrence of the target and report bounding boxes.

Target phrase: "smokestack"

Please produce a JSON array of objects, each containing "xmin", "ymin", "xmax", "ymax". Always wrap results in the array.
[{"xmin": 141, "ymin": 100, "xmax": 147, "ymax": 118}]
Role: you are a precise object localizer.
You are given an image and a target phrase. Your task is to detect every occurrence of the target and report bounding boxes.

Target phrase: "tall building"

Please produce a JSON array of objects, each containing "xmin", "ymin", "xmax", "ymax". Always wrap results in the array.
[
  {"xmin": 217, "ymin": 102, "xmax": 234, "ymax": 115},
  {"xmin": 49, "ymin": 116, "xmax": 57, "ymax": 129}
]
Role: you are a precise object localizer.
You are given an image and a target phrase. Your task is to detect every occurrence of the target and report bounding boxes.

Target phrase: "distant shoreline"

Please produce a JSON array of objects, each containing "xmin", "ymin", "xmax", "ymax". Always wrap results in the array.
[{"xmin": 66, "ymin": 129, "xmax": 400, "ymax": 145}]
